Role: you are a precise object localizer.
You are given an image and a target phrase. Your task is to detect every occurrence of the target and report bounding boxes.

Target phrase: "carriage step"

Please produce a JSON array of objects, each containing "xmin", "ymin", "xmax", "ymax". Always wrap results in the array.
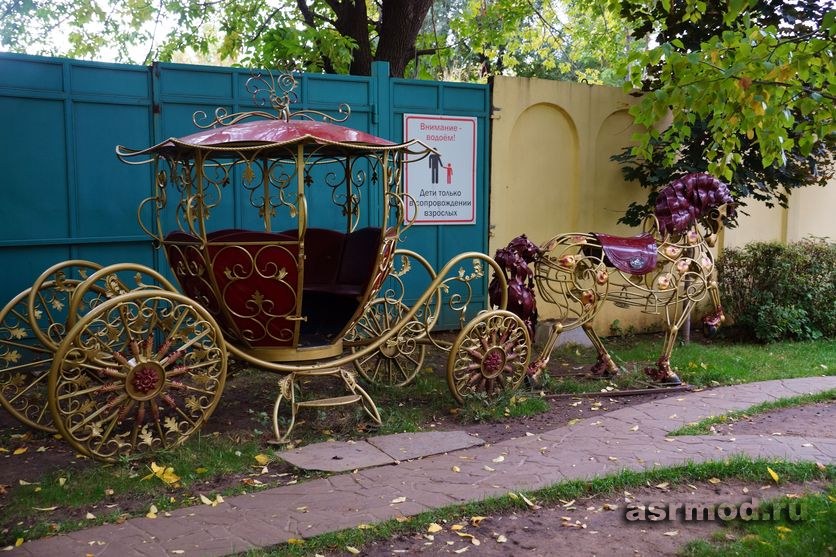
[{"xmin": 296, "ymin": 394, "xmax": 362, "ymax": 408}]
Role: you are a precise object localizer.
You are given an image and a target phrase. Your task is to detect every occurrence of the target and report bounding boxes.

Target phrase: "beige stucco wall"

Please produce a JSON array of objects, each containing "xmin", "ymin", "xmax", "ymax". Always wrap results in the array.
[{"xmin": 490, "ymin": 75, "xmax": 836, "ymax": 335}]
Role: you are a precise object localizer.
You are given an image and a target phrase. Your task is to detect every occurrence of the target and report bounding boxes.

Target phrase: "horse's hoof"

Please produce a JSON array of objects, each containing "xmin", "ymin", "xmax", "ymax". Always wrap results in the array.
[{"xmin": 660, "ymin": 373, "xmax": 682, "ymax": 386}]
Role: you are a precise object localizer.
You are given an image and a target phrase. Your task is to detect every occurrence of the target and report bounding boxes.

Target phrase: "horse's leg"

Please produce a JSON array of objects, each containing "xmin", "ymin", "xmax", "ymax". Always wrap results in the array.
[
  {"xmin": 645, "ymin": 299, "xmax": 695, "ymax": 385},
  {"xmin": 582, "ymin": 322, "xmax": 619, "ymax": 377},
  {"xmin": 526, "ymin": 321, "xmax": 564, "ymax": 383},
  {"xmin": 702, "ymin": 279, "xmax": 725, "ymax": 336}
]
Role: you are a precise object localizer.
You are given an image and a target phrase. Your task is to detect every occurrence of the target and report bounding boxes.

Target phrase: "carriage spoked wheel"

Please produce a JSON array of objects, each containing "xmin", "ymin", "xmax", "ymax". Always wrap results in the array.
[
  {"xmin": 351, "ymin": 299, "xmax": 427, "ymax": 387},
  {"xmin": 47, "ymin": 290, "xmax": 227, "ymax": 462},
  {"xmin": 64, "ymin": 263, "xmax": 179, "ymax": 331},
  {"xmin": 0, "ymin": 260, "xmax": 103, "ymax": 432},
  {"xmin": 446, "ymin": 310, "xmax": 531, "ymax": 404}
]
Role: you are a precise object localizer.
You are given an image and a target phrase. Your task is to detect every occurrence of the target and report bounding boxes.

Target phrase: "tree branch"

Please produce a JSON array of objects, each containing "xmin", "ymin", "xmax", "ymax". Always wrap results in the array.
[{"xmin": 250, "ymin": 8, "xmax": 283, "ymax": 41}]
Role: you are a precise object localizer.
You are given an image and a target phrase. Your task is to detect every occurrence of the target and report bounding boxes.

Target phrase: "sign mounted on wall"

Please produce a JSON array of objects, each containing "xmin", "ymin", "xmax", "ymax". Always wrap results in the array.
[{"xmin": 404, "ymin": 114, "xmax": 477, "ymax": 225}]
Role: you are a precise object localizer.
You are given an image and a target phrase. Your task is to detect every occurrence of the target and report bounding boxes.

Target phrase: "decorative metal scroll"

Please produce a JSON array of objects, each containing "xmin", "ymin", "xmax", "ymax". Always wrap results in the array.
[
  {"xmin": 192, "ymin": 71, "xmax": 351, "ymax": 130},
  {"xmin": 496, "ymin": 173, "xmax": 735, "ymax": 384}
]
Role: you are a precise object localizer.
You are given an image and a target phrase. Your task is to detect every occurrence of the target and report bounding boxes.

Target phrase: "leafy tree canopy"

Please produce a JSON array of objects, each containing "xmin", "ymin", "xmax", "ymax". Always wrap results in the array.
[
  {"xmin": 0, "ymin": 0, "xmax": 634, "ymax": 82},
  {"xmin": 614, "ymin": 0, "xmax": 834, "ymax": 224}
]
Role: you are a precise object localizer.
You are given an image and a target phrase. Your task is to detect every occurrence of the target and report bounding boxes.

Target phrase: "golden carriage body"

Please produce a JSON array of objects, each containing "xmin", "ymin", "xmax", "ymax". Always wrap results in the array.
[{"xmin": 0, "ymin": 74, "xmax": 532, "ymax": 461}]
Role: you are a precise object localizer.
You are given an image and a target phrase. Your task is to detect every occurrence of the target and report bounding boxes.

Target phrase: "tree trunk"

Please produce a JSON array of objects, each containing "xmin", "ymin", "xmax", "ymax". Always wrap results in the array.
[
  {"xmin": 326, "ymin": 0, "xmax": 374, "ymax": 75},
  {"xmin": 375, "ymin": 0, "xmax": 434, "ymax": 77},
  {"xmin": 317, "ymin": 0, "xmax": 433, "ymax": 77}
]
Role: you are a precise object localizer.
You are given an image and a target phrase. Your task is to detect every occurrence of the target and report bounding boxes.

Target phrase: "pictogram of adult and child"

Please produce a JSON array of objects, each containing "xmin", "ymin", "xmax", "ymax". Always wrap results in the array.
[{"xmin": 428, "ymin": 152, "xmax": 453, "ymax": 185}]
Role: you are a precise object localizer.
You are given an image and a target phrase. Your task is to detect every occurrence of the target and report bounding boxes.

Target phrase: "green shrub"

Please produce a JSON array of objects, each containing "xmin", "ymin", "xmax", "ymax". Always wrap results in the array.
[{"xmin": 716, "ymin": 238, "xmax": 836, "ymax": 342}]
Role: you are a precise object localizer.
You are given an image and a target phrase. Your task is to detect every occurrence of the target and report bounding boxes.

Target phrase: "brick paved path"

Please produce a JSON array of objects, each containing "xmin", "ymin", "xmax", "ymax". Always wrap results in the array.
[{"xmin": 11, "ymin": 377, "xmax": 836, "ymax": 556}]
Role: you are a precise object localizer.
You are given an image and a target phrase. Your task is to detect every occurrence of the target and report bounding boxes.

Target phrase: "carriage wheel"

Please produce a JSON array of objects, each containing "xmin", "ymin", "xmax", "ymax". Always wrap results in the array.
[
  {"xmin": 351, "ymin": 299, "xmax": 427, "ymax": 387},
  {"xmin": 28, "ymin": 260, "xmax": 104, "ymax": 351},
  {"xmin": 48, "ymin": 290, "xmax": 227, "ymax": 462},
  {"xmin": 1, "ymin": 261, "xmax": 104, "ymax": 432},
  {"xmin": 1, "ymin": 289, "xmax": 58, "ymax": 432},
  {"xmin": 447, "ymin": 310, "xmax": 531, "ymax": 404}
]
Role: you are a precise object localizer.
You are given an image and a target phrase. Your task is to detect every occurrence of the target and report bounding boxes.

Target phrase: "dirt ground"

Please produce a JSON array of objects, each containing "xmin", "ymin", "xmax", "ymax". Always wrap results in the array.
[
  {"xmin": 349, "ymin": 478, "xmax": 829, "ymax": 557},
  {"xmin": 0, "ymin": 374, "xmax": 670, "ymax": 487}
]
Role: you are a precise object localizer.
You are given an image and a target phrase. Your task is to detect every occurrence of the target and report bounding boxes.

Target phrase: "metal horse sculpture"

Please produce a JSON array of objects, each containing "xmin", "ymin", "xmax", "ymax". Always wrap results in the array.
[{"xmin": 493, "ymin": 173, "xmax": 735, "ymax": 384}]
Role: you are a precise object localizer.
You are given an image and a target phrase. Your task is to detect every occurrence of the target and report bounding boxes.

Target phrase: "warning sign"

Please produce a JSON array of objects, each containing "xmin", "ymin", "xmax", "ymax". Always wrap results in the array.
[{"xmin": 404, "ymin": 114, "xmax": 477, "ymax": 225}]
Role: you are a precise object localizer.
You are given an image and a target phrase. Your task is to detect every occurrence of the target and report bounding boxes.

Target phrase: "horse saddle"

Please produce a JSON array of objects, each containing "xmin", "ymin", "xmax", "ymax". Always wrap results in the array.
[{"xmin": 593, "ymin": 233, "xmax": 658, "ymax": 275}]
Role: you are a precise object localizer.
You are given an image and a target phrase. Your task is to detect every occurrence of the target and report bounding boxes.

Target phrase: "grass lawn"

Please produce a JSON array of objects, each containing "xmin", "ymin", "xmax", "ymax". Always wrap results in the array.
[
  {"xmin": 544, "ymin": 336, "xmax": 835, "ymax": 394},
  {"xmin": 682, "ymin": 485, "xmax": 836, "ymax": 556}
]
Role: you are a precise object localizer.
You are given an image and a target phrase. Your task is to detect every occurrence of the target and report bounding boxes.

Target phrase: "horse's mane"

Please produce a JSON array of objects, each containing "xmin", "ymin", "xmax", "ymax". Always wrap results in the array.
[{"xmin": 654, "ymin": 173, "xmax": 734, "ymax": 236}]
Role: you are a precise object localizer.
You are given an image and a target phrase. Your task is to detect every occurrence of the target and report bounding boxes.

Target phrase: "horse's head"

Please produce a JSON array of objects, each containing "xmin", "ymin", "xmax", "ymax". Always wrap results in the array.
[
  {"xmin": 506, "ymin": 234, "xmax": 542, "ymax": 264},
  {"xmin": 654, "ymin": 173, "xmax": 735, "ymax": 239}
]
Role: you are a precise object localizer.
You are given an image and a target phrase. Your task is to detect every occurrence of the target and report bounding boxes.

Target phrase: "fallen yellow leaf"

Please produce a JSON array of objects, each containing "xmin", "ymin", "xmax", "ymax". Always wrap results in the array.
[
  {"xmin": 85, "ymin": 512, "xmax": 96, "ymax": 520},
  {"xmin": 287, "ymin": 538, "xmax": 304, "ymax": 545},
  {"xmin": 428, "ymin": 523, "xmax": 443, "ymax": 533},
  {"xmin": 143, "ymin": 462, "xmax": 180, "ymax": 486},
  {"xmin": 775, "ymin": 526, "xmax": 792, "ymax": 533},
  {"xmin": 708, "ymin": 477, "xmax": 721, "ymax": 485},
  {"xmin": 254, "ymin": 454, "xmax": 271, "ymax": 466},
  {"xmin": 146, "ymin": 504, "xmax": 158, "ymax": 519},
  {"xmin": 456, "ymin": 531, "xmax": 480, "ymax": 545},
  {"xmin": 470, "ymin": 516, "xmax": 487, "ymax": 526},
  {"xmin": 345, "ymin": 545, "xmax": 360, "ymax": 554},
  {"xmin": 451, "ymin": 465, "xmax": 461, "ymax": 473},
  {"xmin": 13, "ymin": 447, "xmax": 27, "ymax": 455},
  {"xmin": 767, "ymin": 466, "xmax": 780, "ymax": 483},
  {"xmin": 15, "ymin": 538, "xmax": 23, "ymax": 547},
  {"xmin": 450, "ymin": 524, "xmax": 464, "ymax": 531},
  {"xmin": 195, "ymin": 467, "xmax": 208, "ymax": 474},
  {"xmin": 58, "ymin": 477, "xmax": 66, "ymax": 487}
]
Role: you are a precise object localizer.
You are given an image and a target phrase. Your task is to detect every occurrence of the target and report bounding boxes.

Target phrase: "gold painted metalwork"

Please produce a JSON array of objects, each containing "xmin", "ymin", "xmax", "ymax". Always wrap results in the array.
[
  {"xmin": 349, "ymin": 299, "xmax": 428, "ymax": 387},
  {"xmin": 0, "ymin": 261, "xmax": 104, "ymax": 432},
  {"xmin": 447, "ymin": 310, "xmax": 531, "ymax": 403},
  {"xmin": 532, "ymin": 205, "xmax": 731, "ymax": 382},
  {"xmin": 47, "ymin": 290, "xmax": 227, "ymax": 462},
  {"xmin": 272, "ymin": 368, "xmax": 380, "ymax": 443}
]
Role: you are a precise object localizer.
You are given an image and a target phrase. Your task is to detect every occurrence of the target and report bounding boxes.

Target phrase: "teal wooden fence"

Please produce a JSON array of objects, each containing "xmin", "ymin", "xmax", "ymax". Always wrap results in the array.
[{"xmin": 0, "ymin": 53, "xmax": 491, "ymax": 328}]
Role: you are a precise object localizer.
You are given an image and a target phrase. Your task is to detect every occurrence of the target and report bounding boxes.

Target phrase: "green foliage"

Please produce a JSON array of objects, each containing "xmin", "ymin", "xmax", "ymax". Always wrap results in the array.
[
  {"xmin": 459, "ymin": 390, "xmax": 550, "ymax": 422},
  {"xmin": 435, "ymin": 0, "xmax": 637, "ymax": 83},
  {"xmin": 717, "ymin": 238, "xmax": 836, "ymax": 342},
  {"xmin": 613, "ymin": 0, "xmax": 834, "ymax": 223},
  {"xmin": 682, "ymin": 487, "xmax": 836, "ymax": 557}
]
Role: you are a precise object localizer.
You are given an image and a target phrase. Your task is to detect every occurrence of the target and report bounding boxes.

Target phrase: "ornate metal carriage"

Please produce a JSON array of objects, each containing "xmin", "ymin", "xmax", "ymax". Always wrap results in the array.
[{"xmin": 0, "ymin": 73, "xmax": 532, "ymax": 462}]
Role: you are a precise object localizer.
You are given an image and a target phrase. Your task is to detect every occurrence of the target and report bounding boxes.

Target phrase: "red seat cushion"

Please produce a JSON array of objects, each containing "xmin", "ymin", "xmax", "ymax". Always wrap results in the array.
[
  {"xmin": 302, "ymin": 228, "xmax": 345, "ymax": 288},
  {"xmin": 337, "ymin": 227, "xmax": 382, "ymax": 291}
]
